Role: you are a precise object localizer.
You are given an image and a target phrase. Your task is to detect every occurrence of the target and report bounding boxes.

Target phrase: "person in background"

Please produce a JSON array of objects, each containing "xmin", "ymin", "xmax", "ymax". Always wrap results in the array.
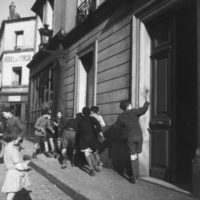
[
  {"xmin": 90, "ymin": 106, "xmax": 106, "ymax": 143},
  {"xmin": 90, "ymin": 106, "xmax": 106, "ymax": 128},
  {"xmin": 32, "ymin": 108, "xmax": 55, "ymax": 158},
  {"xmin": 2, "ymin": 134, "xmax": 31, "ymax": 200},
  {"xmin": 53, "ymin": 111, "xmax": 66, "ymax": 158},
  {"xmin": 116, "ymin": 89, "xmax": 150, "ymax": 184},
  {"xmin": 1, "ymin": 106, "xmax": 26, "ymax": 157},
  {"xmin": 59, "ymin": 112, "xmax": 82, "ymax": 169},
  {"xmin": 0, "ymin": 120, "xmax": 4, "ymax": 157},
  {"xmin": 2, "ymin": 106, "xmax": 26, "ymax": 141},
  {"xmin": 46, "ymin": 114, "xmax": 57, "ymax": 157},
  {"xmin": 76, "ymin": 107, "xmax": 102, "ymax": 176}
]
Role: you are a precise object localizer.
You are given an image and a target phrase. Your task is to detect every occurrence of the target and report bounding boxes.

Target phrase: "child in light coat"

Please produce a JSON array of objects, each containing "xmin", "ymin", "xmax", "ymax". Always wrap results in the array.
[{"xmin": 2, "ymin": 134, "xmax": 31, "ymax": 200}]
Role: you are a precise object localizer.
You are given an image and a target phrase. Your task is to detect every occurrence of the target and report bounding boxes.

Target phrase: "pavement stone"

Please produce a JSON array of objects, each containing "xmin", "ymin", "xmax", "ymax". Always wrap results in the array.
[{"xmin": 15, "ymin": 139, "xmax": 200, "ymax": 200}]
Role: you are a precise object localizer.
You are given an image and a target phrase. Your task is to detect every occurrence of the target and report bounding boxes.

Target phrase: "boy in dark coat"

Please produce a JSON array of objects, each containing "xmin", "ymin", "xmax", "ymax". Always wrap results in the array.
[
  {"xmin": 2, "ymin": 106, "xmax": 26, "ymax": 140},
  {"xmin": 76, "ymin": 107, "xmax": 102, "ymax": 176},
  {"xmin": 58, "ymin": 113, "xmax": 82, "ymax": 169},
  {"xmin": 1, "ymin": 106, "xmax": 26, "ymax": 156},
  {"xmin": 116, "ymin": 90, "xmax": 150, "ymax": 183},
  {"xmin": 53, "ymin": 111, "xmax": 67, "ymax": 155}
]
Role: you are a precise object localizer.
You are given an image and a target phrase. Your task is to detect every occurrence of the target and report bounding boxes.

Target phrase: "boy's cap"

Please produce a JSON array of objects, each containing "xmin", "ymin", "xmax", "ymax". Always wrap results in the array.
[
  {"xmin": 41, "ymin": 108, "xmax": 50, "ymax": 115},
  {"xmin": 91, "ymin": 106, "xmax": 99, "ymax": 113},
  {"xmin": 82, "ymin": 107, "xmax": 91, "ymax": 116}
]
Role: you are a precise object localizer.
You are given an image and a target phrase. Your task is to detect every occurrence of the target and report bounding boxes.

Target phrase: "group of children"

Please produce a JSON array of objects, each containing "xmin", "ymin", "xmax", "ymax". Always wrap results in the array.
[
  {"xmin": 0, "ymin": 89, "xmax": 149, "ymax": 200},
  {"xmin": 32, "ymin": 106, "xmax": 106, "ymax": 176}
]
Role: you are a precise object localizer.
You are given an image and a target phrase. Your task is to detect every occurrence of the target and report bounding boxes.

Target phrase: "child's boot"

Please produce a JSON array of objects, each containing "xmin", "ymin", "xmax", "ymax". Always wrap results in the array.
[{"xmin": 129, "ymin": 159, "xmax": 139, "ymax": 184}]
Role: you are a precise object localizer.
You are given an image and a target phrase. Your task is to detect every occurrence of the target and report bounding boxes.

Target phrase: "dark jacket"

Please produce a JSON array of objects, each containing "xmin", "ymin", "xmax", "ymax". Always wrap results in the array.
[
  {"xmin": 116, "ymin": 101, "xmax": 150, "ymax": 142},
  {"xmin": 53, "ymin": 116, "xmax": 67, "ymax": 138},
  {"xmin": 3, "ymin": 115, "xmax": 26, "ymax": 138},
  {"xmin": 76, "ymin": 116, "xmax": 101, "ymax": 141},
  {"xmin": 76, "ymin": 116, "xmax": 102, "ymax": 151},
  {"xmin": 64, "ymin": 118, "xmax": 80, "ymax": 132},
  {"xmin": 34, "ymin": 116, "xmax": 54, "ymax": 136}
]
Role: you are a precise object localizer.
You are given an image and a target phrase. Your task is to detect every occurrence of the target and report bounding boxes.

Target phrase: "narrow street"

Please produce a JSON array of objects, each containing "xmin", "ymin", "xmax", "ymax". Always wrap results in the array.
[{"xmin": 0, "ymin": 158, "xmax": 72, "ymax": 200}]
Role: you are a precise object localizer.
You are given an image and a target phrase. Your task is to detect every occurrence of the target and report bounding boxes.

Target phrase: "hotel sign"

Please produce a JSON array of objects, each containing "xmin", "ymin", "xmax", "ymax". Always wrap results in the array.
[
  {"xmin": 8, "ymin": 96, "xmax": 21, "ymax": 102},
  {"xmin": 4, "ymin": 54, "xmax": 32, "ymax": 63}
]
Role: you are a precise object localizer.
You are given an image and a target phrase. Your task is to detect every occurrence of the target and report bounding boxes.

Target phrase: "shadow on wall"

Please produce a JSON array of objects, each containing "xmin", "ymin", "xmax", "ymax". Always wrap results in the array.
[{"xmin": 100, "ymin": 125, "xmax": 131, "ymax": 176}]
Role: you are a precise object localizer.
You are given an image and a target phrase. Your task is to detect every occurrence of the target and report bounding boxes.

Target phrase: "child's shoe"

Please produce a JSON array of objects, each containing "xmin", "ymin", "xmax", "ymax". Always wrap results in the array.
[
  {"xmin": 129, "ymin": 176, "xmax": 136, "ymax": 184},
  {"xmin": 61, "ymin": 163, "xmax": 67, "ymax": 169},
  {"xmin": 61, "ymin": 159, "xmax": 67, "ymax": 169},
  {"xmin": 94, "ymin": 161, "xmax": 103, "ymax": 172},
  {"xmin": 90, "ymin": 169, "xmax": 96, "ymax": 176}
]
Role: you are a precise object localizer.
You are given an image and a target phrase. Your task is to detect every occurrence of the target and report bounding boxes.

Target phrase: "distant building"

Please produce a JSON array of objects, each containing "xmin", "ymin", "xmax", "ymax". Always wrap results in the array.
[{"xmin": 0, "ymin": 2, "xmax": 36, "ymax": 121}]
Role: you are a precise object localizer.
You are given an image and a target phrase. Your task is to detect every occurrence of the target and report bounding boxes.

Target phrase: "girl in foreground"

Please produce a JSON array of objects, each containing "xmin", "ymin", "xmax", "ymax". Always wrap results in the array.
[{"xmin": 2, "ymin": 134, "xmax": 31, "ymax": 200}]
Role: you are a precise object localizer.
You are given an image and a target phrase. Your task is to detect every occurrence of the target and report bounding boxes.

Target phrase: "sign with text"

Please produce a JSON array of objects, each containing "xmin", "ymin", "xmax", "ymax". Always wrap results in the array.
[
  {"xmin": 8, "ymin": 96, "xmax": 21, "ymax": 102},
  {"xmin": 4, "ymin": 54, "xmax": 32, "ymax": 63}
]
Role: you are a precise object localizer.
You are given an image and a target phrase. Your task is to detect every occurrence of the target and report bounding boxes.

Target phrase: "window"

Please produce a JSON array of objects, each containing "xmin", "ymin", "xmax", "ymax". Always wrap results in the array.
[
  {"xmin": 12, "ymin": 67, "xmax": 22, "ymax": 85},
  {"xmin": 77, "ymin": 0, "xmax": 96, "ymax": 24},
  {"xmin": 15, "ymin": 31, "xmax": 23, "ymax": 49},
  {"xmin": 76, "ymin": 49, "xmax": 96, "ymax": 113},
  {"xmin": 31, "ymin": 67, "xmax": 55, "ymax": 120}
]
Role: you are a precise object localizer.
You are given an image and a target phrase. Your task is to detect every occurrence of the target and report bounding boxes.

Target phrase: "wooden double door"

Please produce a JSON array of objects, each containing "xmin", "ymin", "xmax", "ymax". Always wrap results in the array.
[{"xmin": 148, "ymin": 4, "xmax": 197, "ymax": 184}]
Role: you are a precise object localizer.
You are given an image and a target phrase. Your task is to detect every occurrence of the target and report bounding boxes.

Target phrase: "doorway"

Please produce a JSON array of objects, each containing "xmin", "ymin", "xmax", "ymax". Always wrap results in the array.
[
  {"xmin": 147, "ymin": 2, "xmax": 197, "ymax": 189},
  {"xmin": 76, "ymin": 50, "xmax": 95, "ymax": 113},
  {"xmin": 10, "ymin": 103, "xmax": 21, "ymax": 118}
]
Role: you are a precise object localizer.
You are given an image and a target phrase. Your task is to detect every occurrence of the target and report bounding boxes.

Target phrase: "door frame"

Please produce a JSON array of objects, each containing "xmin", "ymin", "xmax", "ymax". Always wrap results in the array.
[
  {"xmin": 74, "ymin": 41, "xmax": 98, "ymax": 116},
  {"xmin": 146, "ymin": 15, "xmax": 177, "ymax": 182}
]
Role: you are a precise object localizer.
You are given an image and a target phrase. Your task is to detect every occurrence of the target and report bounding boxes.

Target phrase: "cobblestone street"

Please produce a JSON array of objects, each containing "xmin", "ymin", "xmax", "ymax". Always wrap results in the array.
[{"xmin": 0, "ymin": 158, "xmax": 72, "ymax": 200}]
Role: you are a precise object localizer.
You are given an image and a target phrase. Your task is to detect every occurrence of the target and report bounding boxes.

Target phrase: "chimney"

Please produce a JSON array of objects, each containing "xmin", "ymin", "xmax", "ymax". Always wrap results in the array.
[{"xmin": 9, "ymin": 1, "xmax": 16, "ymax": 20}]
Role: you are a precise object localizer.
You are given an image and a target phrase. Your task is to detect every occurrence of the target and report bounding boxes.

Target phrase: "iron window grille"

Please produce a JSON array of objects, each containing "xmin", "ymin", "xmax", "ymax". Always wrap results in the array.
[{"xmin": 77, "ymin": 0, "xmax": 96, "ymax": 24}]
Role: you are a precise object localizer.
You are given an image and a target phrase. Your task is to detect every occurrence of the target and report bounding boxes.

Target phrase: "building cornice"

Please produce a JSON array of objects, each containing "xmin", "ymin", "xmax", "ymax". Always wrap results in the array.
[
  {"xmin": 2, "ymin": 48, "xmax": 34, "ymax": 55},
  {"xmin": 1, "ymin": 16, "xmax": 36, "ymax": 25},
  {"xmin": 1, "ymin": 85, "xmax": 28, "ymax": 88},
  {"xmin": 132, "ymin": 0, "xmax": 189, "ymax": 22},
  {"xmin": 0, "ymin": 91, "xmax": 28, "ymax": 95}
]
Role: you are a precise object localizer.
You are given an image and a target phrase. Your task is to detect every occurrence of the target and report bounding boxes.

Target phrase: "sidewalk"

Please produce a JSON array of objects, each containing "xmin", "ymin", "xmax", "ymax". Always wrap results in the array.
[{"xmin": 21, "ymin": 139, "xmax": 198, "ymax": 200}]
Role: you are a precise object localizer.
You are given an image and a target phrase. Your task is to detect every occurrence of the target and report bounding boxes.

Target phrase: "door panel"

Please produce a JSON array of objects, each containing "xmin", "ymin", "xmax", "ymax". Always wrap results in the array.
[
  {"xmin": 148, "ymin": 17, "xmax": 175, "ymax": 181},
  {"xmin": 151, "ymin": 129, "xmax": 169, "ymax": 179},
  {"xmin": 151, "ymin": 50, "xmax": 172, "ymax": 127}
]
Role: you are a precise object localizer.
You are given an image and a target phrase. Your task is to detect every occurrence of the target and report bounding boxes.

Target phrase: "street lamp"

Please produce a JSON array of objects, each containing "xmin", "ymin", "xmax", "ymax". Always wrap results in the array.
[{"xmin": 39, "ymin": 24, "xmax": 53, "ymax": 49}]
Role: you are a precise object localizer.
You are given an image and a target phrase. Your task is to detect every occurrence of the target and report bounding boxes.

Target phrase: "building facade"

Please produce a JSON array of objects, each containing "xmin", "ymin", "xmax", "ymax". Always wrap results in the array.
[
  {"xmin": 0, "ymin": 3, "xmax": 36, "ymax": 121},
  {"xmin": 28, "ymin": 0, "xmax": 200, "ymax": 195}
]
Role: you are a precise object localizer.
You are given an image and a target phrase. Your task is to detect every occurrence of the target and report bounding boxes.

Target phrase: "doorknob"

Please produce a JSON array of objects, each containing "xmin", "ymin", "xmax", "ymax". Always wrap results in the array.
[
  {"xmin": 150, "ymin": 119, "xmax": 171, "ymax": 127},
  {"xmin": 151, "ymin": 120, "xmax": 164, "ymax": 125},
  {"xmin": 157, "ymin": 121, "xmax": 164, "ymax": 125}
]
